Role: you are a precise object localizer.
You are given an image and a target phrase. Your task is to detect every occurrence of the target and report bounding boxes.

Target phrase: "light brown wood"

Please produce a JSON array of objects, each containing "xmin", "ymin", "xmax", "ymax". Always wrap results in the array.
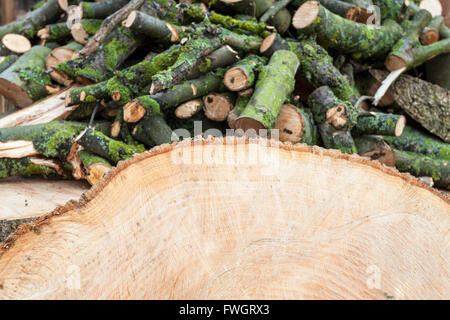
[
  {"xmin": 203, "ymin": 94, "xmax": 234, "ymax": 122},
  {"xmin": 0, "ymin": 178, "xmax": 89, "ymax": 221},
  {"xmin": 47, "ymin": 47, "xmax": 79, "ymax": 85},
  {"xmin": 0, "ymin": 137, "xmax": 448, "ymax": 299},
  {"xmin": 1, "ymin": 34, "xmax": 32, "ymax": 54},
  {"xmin": 274, "ymin": 104, "xmax": 304, "ymax": 143},
  {"xmin": 175, "ymin": 99, "xmax": 202, "ymax": 119},
  {"xmin": 292, "ymin": 1, "xmax": 320, "ymax": 29},
  {"xmin": 123, "ymin": 100, "xmax": 146, "ymax": 123},
  {"xmin": 0, "ymin": 86, "xmax": 80, "ymax": 128},
  {"xmin": 224, "ymin": 68, "xmax": 248, "ymax": 91},
  {"xmin": 420, "ymin": 0, "xmax": 443, "ymax": 15},
  {"xmin": 0, "ymin": 140, "xmax": 39, "ymax": 158}
]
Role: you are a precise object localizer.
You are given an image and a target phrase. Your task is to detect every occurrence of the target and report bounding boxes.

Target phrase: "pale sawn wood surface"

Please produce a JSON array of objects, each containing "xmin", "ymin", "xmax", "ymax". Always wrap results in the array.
[
  {"xmin": 0, "ymin": 137, "xmax": 448, "ymax": 299},
  {"xmin": 0, "ymin": 178, "xmax": 90, "ymax": 220}
]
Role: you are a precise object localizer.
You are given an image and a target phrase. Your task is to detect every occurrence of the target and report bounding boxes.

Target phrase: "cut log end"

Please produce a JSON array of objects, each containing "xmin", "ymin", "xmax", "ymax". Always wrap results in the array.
[
  {"xmin": 292, "ymin": 1, "xmax": 320, "ymax": 30},
  {"xmin": 326, "ymin": 105, "xmax": 348, "ymax": 128},
  {"xmin": 71, "ymin": 22, "xmax": 90, "ymax": 45},
  {"xmin": 175, "ymin": 99, "xmax": 202, "ymax": 119},
  {"xmin": 274, "ymin": 104, "xmax": 304, "ymax": 144},
  {"xmin": 1, "ymin": 34, "xmax": 32, "ymax": 54},
  {"xmin": 224, "ymin": 68, "xmax": 248, "ymax": 91},
  {"xmin": 395, "ymin": 115, "xmax": 407, "ymax": 137},
  {"xmin": 361, "ymin": 148, "xmax": 396, "ymax": 167},
  {"xmin": 260, "ymin": 33, "xmax": 276, "ymax": 54},
  {"xmin": 58, "ymin": 0, "xmax": 69, "ymax": 12},
  {"xmin": 65, "ymin": 91, "xmax": 72, "ymax": 107},
  {"xmin": 385, "ymin": 55, "xmax": 408, "ymax": 72},
  {"xmin": 227, "ymin": 110, "xmax": 239, "ymax": 130},
  {"xmin": 420, "ymin": 30, "xmax": 440, "ymax": 45},
  {"xmin": 123, "ymin": 101, "xmax": 146, "ymax": 123},
  {"xmin": 419, "ymin": 0, "xmax": 443, "ymax": 16},
  {"xmin": 203, "ymin": 94, "xmax": 234, "ymax": 122},
  {"xmin": 0, "ymin": 79, "xmax": 33, "ymax": 108},
  {"xmin": 86, "ymin": 163, "xmax": 112, "ymax": 186},
  {"xmin": 234, "ymin": 117, "xmax": 266, "ymax": 135},
  {"xmin": 68, "ymin": 5, "xmax": 83, "ymax": 25}
]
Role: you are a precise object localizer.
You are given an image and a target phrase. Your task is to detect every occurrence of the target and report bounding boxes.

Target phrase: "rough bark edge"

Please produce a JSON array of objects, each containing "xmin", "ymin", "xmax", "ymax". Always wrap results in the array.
[{"xmin": 1, "ymin": 136, "xmax": 448, "ymax": 254}]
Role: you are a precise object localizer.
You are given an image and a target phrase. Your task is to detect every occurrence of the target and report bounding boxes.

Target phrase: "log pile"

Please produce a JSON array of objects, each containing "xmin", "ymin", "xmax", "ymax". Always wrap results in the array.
[{"xmin": 0, "ymin": 0, "xmax": 449, "ymax": 192}]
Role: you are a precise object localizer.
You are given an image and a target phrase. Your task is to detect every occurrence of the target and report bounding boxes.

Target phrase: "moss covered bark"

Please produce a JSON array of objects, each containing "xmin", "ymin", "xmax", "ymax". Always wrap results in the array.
[
  {"xmin": 370, "ymin": 69, "xmax": 450, "ymax": 142},
  {"xmin": 0, "ymin": 55, "xmax": 18, "ymax": 74},
  {"xmin": 77, "ymin": 128, "xmax": 145, "ymax": 164},
  {"xmin": 385, "ymin": 9, "xmax": 448, "ymax": 71},
  {"xmin": 394, "ymin": 149, "xmax": 450, "ymax": 189},
  {"xmin": 383, "ymin": 126, "xmax": 450, "ymax": 161},
  {"xmin": 132, "ymin": 114, "xmax": 179, "ymax": 146},
  {"xmin": 56, "ymin": 27, "xmax": 142, "ymax": 82},
  {"xmin": 0, "ymin": 157, "xmax": 60, "ymax": 180},
  {"xmin": 0, "ymin": 121, "xmax": 111, "ymax": 160},
  {"xmin": 354, "ymin": 135, "xmax": 396, "ymax": 166},
  {"xmin": 236, "ymin": 50, "xmax": 299, "ymax": 131},
  {"xmin": 224, "ymin": 54, "xmax": 267, "ymax": 91},
  {"xmin": 293, "ymin": 1, "xmax": 403, "ymax": 59},
  {"xmin": 76, "ymin": 0, "xmax": 130, "ymax": 19},
  {"xmin": 353, "ymin": 112, "xmax": 405, "ymax": 136},
  {"xmin": 0, "ymin": 0, "xmax": 64, "ymax": 39},
  {"xmin": 0, "ymin": 46, "xmax": 51, "ymax": 107},
  {"xmin": 262, "ymin": 36, "xmax": 361, "ymax": 104}
]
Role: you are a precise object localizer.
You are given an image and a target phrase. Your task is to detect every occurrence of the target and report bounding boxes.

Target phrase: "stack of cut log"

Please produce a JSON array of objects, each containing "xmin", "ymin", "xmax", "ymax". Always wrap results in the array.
[{"xmin": 0, "ymin": 0, "xmax": 449, "ymax": 190}]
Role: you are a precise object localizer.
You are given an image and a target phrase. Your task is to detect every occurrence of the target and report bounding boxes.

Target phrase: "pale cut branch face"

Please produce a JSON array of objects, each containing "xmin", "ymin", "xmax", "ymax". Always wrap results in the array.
[{"xmin": 0, "ymin": 138, "xmax": 448, "ymax": 300}]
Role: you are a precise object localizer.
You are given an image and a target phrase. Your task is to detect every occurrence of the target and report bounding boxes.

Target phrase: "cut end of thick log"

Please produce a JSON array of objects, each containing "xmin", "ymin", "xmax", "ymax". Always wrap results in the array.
[
  {"xmin": 395, "ymin": 115, "xmax": 407, "ymax": 137},
  {"xmin": 234, "ymin": 117, "xmax": 266, "ymax": 135},
  {"xmin": 420, "ymin": 0, "xmax": 443, "ymax": 16},
  {"xmin": 421, "ymin": 29, "xmax": 440, "ymax": 45},
  {"xmin": 86, "ymin": 163, "xmax": 112, "ymax": 186},
  {"xmin": 58, "ymin": 0, "xmax": 69, "ymax": 12},
  {"xmin": 0, "ymin": 138, "xmax": 448, "ymax": 299},
  {"xmin": 274, "ymin": 104, "xmax": 304, "ymax": 144},
  {"xmin": 0, "ymin": 79, "xmax": 33, "ymax": 108},
  {"xmin": 71, "ymin": 22, "xmax": 91, "ymax": 45},
  {"xmin": 385, "ymin": 55, "xmax": 408, "ymax": 72},
  {"xmin": 1, "ymin": 34, "xmax": 32, "ymax": 54},
  {"xmin": 260, "ymin": 33, "xmax": 276, "ymax": 54},
  {"xmin": 292, "ymin": 1, "xmax": 320, "ymax": 29},
  {"xmin": 203, "ymin": 94, "xmax": 234, "ymax": 122},
  {"xmin": 123, "ymin": 100, "xmax": 146, "ymax": 123},
  {"xmin": 175, "ymin": 99, "xmax": 202, "ymax": 119},
  {"xmin": 224, "ymin": 68, "xmax": 248, "ymax": 91},
  {"xmin": 68, "ymin": 5, "xmax": 83, "ymax": 24}
]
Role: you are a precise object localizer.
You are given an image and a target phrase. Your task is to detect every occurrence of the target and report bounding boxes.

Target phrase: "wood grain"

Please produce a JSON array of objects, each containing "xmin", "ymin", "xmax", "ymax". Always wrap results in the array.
[{"xmin": 0, "ymin": 137, "xmax": 448, "ymax": 299}]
